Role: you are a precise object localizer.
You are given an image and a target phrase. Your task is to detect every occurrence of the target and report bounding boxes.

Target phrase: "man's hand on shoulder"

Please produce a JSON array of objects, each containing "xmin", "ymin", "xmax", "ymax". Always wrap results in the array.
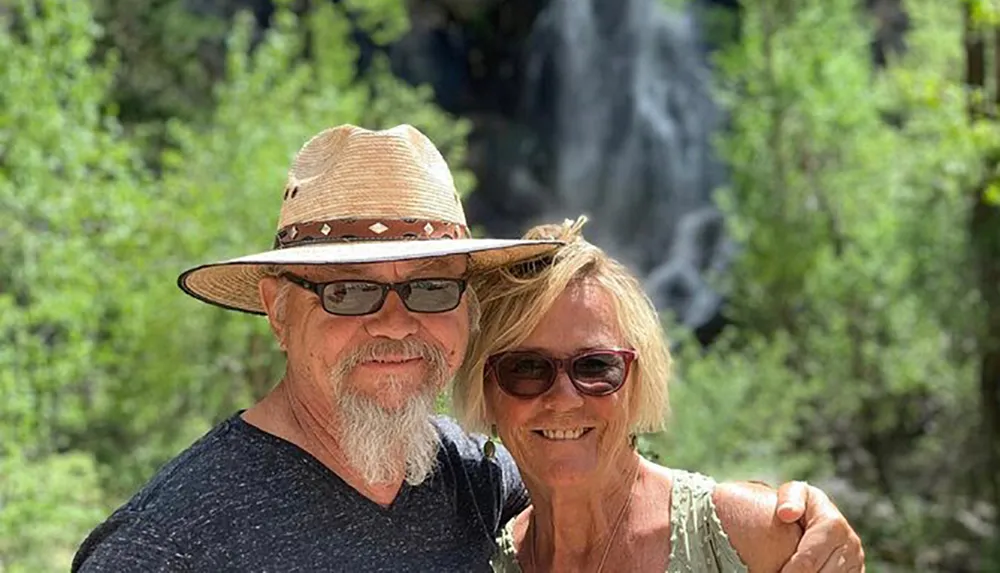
[
  {"xmin": 713, "ymin": 481, "xmax": 803, "ymax": 572},
  {"xmin": 774, "ymin": 481, "xmax": 865, "ymax": 572}
]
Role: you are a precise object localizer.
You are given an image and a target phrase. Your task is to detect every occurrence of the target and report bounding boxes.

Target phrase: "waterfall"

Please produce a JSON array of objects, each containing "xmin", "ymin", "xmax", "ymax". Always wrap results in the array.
[{"xmin": 516, "ymin": 0, "xmax": 730, "ymax": 330}]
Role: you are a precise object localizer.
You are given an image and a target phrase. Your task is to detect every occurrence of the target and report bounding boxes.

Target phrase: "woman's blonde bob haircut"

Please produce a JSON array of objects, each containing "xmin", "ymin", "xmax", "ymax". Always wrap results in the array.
[{"xmin": 453, "ymin": 216, "xmax": 671, "ymax": 435}]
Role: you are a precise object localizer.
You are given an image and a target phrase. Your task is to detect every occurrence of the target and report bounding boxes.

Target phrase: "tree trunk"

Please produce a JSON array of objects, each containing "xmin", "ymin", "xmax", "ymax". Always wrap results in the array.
[
  {"xmin": 971, "ymin": 195, "xmax": 1000, "ymax": 511},
  {"xmin": 965, "ymin": 6, "xmax": 985, "ymax": 118},
  {"xmin": 965, "ymin": 7, "xmax": 1000, "ymax": 510}
]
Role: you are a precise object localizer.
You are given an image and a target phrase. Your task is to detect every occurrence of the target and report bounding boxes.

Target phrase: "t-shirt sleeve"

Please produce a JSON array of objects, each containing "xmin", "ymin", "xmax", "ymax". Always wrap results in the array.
[
  {"xmin": 432, "ymin": 417, "xmax": 531, "ymax": 538},
  {"xmin": 72, "ymin": 511, "xmax": 191, "ymax": 573}
]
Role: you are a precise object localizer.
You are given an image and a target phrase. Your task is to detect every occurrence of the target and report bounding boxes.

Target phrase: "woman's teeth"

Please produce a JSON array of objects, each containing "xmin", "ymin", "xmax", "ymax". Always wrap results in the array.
[{"xmin": 540, "ymin": 428, "xmax": 588, "ymax": 441}]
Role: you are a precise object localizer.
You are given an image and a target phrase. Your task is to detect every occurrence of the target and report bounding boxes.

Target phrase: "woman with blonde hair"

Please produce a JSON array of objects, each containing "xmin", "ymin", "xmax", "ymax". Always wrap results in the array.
[{"xmin": 454, "ymin": 218, "xmax": 858, "ymax": 572}]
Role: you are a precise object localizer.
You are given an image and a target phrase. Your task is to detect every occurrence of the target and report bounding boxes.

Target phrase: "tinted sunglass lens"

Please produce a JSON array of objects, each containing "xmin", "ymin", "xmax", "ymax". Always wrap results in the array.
[
  {"xmin": 496, "ymin": 353, "xmax": 554, "ymax": 397},
  {"xmin": 571, "ymin": 352, "xmax": 627, "ymax": 395},
  {"xmin": 404, "ymin": 279, "xmax": 463, "ymax": 312},
  {"xmin": 322, "ymin": 282, "xmax": 384, "ymax": 315}
]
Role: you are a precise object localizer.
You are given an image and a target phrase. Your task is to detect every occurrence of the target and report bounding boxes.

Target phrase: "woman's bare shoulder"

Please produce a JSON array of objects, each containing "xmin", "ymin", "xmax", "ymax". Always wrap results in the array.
[{"xmin": 712, "ymin": 481, "xmax": 803, "ymax": 572}]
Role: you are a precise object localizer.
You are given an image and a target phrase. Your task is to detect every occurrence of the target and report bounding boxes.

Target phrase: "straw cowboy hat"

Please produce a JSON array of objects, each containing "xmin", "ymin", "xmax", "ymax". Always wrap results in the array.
[{"xmin": 178, "ymin": 124, "xmax": 561, "ymax": 315}]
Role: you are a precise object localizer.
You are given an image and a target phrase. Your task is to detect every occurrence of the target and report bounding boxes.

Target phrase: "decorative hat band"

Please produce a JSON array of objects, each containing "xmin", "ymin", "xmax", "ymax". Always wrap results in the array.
[{"xmin": 273, "ymin": 218, "xmax": 471, "ymax": 249}]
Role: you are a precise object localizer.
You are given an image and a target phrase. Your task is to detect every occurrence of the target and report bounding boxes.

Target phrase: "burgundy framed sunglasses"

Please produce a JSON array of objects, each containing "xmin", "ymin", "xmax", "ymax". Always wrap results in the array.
[{"xmin": 486, "ymin": 348, "xmax": 637, "ymax": 398}]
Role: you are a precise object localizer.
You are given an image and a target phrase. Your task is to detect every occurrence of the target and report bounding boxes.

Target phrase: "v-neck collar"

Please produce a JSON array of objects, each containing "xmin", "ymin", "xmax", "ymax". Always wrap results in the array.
[{"xmin": 231, "ymin": 413, "xmax": 416, "ymax": 514}]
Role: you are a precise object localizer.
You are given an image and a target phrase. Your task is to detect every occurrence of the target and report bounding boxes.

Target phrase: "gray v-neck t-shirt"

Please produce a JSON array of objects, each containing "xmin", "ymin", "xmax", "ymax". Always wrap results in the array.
[{"xmin": 72, "ymin": 414, "xmax": 528, "ymax": 572}]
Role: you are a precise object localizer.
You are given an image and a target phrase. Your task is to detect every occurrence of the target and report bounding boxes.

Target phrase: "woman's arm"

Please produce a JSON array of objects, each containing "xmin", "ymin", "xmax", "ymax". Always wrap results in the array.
[{"xmin": 713, "ymin": 482, "xmax": 804, "ymax": 572}]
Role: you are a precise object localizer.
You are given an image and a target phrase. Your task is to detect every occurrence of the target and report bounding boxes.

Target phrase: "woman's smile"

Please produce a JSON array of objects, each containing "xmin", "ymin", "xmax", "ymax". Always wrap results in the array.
[{"xmin": 533, "ymin": 427, "xmax": 595, "ymax": 441}]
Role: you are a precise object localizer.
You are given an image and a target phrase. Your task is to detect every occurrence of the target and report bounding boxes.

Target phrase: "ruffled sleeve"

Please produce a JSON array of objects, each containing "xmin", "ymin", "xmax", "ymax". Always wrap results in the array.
[{"xmin": 667, "ymin": 469, "xmax": 749, "ymax": 573}]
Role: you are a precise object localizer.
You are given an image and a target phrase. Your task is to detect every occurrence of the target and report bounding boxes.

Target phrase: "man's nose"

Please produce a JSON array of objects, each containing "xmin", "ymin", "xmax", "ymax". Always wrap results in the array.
[{"xmin": 363, "ymin": 290, "xmax": 419, "ymax": 340}]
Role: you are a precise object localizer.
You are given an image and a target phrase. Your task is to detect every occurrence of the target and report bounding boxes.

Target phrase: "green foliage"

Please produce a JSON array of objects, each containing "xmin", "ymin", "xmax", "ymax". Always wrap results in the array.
[
  {"xmin": 645, "ymin": 0, "xmax": 997, "ymax": 569},
  {"xmin": 0, "ymin": 0, "xmax": 149, "ymax": 568},
  {"xmin": 968, "ymin": 0, "xmax": 1000, "ymax": 28},
  {"xmin": 651, "ymin": 326, "xmax": 818, "ymax": 482},
  {"xmin": 90, "ymin": 0, "xmax": 224, "ymax": 125},
  {"xmin": 341, "ymin": 0, "xmax": 410, "ymax": 46},
  {"xmin": 0, "ymin": 453, "xmax": 104, "ymax": 573}
]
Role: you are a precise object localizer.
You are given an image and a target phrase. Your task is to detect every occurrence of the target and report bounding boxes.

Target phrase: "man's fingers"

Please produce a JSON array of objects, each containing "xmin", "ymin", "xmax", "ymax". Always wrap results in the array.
[
  {"xmin": 781, "ymin": 544, "xmax": 831, "ymax": 572},
  {"xmin": 816, "ymin": 542, "xmax": 865, "ymax": 573},
  {"xmin": 776, "ymin": 480, "xmax": 809, "ymax": 523},
  {"xmin": 780, "ymin": 483, "xmax": 865, "ymax": 573},
  {"xmin": 781, "ymin": 549, "xmax": 824, "ymax": 573},
  {"xmin": 836, "ymin": 529, "xmax": 866, "ymax": 573},
  {"xmin": 818, "ymin": 547, "xmax": 850, "ymax": 573},
  {"xmin": 780, "ymin": 522, "xmax": 836, "ymax": 573}
]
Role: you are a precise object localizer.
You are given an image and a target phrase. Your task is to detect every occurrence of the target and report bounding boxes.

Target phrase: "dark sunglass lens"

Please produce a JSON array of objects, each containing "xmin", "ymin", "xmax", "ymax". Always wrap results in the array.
[
  {"xmin": 496, "ymin": 353, "xmax": 554, "ymax": 397},
  {"xmin": 571, "ymin": 352, "xmax": 627, "ymax": 394},
  {"xmin": 404, "ymin": 279, "xmax": 463, "ymax": 312},
  {"xmin": 322, "ymin": 282, "xmax": 384, "ymax": 315}
]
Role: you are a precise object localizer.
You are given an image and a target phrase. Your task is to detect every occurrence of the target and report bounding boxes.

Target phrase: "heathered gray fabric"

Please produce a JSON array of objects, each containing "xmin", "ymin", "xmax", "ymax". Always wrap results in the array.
[{"xmin": 71, "ymin": 413, "xmax": 528, "ymax": 572}]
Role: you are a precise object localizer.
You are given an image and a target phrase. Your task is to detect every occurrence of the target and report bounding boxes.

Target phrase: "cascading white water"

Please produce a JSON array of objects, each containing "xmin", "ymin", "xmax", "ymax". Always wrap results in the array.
[{"xmin": 519, "ymin": 0, "xmax": 730, "ymax": 329}]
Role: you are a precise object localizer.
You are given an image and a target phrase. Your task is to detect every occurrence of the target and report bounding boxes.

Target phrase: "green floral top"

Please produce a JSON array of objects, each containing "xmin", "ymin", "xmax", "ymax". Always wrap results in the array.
[{"xmin": 490, "ymin": 469, "xmax": 748, "ymax": 573}]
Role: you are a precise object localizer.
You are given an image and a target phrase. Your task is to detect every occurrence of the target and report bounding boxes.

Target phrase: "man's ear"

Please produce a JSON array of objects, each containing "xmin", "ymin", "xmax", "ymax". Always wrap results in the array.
[{"xmin": 259, "ymin": 276, "xmax": 288, "ymax": 350}]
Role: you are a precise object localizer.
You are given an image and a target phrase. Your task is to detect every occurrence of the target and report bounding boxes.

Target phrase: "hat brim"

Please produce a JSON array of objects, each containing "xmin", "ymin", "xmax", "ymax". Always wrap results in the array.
[{"xmin": 178, "ymin": 238, "xmax": 561, "ymax": 315}]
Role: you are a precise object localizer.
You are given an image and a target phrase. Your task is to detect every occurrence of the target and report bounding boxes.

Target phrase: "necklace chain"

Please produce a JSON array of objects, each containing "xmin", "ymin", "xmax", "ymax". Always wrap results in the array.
[{"xmin": 528, "ymin": 460, "xmax": 641, "ymax": 573}]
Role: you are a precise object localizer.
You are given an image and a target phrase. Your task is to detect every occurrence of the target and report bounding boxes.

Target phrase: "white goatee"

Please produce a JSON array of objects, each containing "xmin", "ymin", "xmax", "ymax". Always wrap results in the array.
[{"xmin": 331, "ymin": 338, "xmax": 449, "ymax": 486}]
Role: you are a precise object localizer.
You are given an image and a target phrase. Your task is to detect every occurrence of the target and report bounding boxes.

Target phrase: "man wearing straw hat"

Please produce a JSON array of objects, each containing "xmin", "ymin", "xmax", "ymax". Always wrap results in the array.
[{"xmin": 72, "ymin": 125, "xmax": 862, "ymax": 571}]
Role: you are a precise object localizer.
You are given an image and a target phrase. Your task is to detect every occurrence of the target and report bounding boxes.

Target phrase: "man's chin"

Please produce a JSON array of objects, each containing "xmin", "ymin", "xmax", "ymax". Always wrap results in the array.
[
  {"xmin": 345, "ymin": 375, "xmax": 433, "ymax": 406},
  {"xmin": 368, "ymin": 394, "xmax": 418, "ymax": 412},
  {"xmin": 350, "ymin": 386, "xmax": 427, "ymax": 411}
]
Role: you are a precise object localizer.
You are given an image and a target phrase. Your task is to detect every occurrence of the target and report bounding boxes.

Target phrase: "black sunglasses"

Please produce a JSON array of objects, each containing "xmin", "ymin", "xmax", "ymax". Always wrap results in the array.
[
  {"xmin": 282, "ymin": 273, "xmax": 467, "ymax": 316},
  {"xmin": 486, "ymin": 348, "xmax": 637, "ymax": 398}
]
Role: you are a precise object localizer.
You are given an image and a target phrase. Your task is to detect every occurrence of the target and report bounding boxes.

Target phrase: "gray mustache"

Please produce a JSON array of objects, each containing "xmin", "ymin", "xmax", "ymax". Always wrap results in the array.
[{"xmin": 339, "ymin": 338, "xmax": 447, "ymax": 372}]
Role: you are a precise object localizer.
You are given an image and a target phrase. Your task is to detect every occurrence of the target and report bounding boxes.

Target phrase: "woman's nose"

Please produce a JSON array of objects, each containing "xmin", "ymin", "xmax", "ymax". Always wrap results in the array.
[{"xmin": 541, "ymin": 368, "xmax": 585, "ymax": 412}]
